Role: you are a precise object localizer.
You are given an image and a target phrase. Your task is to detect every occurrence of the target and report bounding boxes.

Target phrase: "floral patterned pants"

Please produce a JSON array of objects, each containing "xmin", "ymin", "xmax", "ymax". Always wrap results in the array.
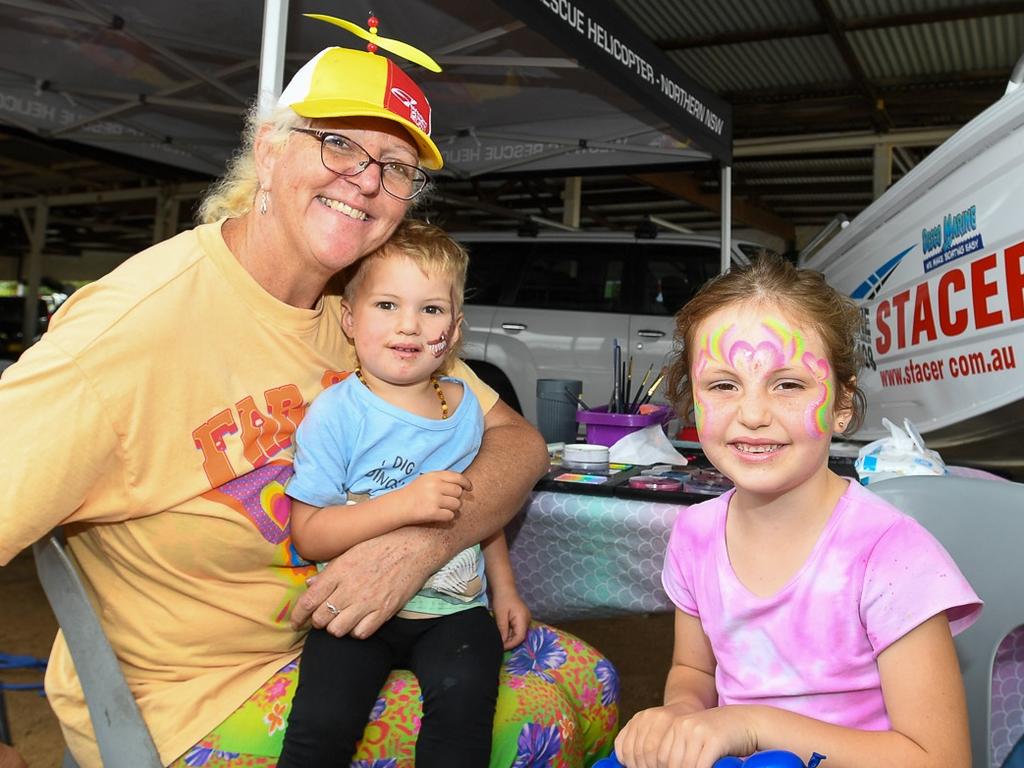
[{"xmin": 169, "ymin": 622, "xmax": 619, "ymax": 768}]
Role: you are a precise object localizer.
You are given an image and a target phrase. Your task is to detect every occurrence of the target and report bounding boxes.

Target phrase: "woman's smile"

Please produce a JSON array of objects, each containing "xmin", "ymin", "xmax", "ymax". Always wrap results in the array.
[{"xmin": 316, "ymin": 194, "xmax": 368, "ymax": 220}]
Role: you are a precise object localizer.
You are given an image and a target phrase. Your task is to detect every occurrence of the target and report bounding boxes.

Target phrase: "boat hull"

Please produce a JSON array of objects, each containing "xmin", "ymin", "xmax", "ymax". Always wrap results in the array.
[{"xmin": 804, "ymin": 82, "xmax": 1024, "ymax": 477}]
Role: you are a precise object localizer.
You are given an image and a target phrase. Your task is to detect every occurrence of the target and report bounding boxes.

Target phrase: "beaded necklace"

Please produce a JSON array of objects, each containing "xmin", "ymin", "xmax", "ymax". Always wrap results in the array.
[{"xmin": 354, "ymin": 366, "xmax": 449, "ymax": 419}]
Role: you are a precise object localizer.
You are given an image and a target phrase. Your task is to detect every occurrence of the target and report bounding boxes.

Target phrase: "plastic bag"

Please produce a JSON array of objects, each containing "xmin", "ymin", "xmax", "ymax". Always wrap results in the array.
[{"xmin": 855, "ymin": 417, "xmax": 947, "ymax": 485}]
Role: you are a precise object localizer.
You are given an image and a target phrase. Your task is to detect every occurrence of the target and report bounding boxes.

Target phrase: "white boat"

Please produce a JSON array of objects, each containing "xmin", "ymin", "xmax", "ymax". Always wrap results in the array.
[{"xmin": 802, "ymin": 56, "xmax": 1024, "ymax": 478}]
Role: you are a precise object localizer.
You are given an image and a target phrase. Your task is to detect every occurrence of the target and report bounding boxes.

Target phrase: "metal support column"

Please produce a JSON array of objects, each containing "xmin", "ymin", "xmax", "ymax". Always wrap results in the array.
[
  {"xmin": 165, "ymin": 197, "xmax": 182, "ymax": 241},
  {"xmin": 21, "ymin": 201, "xmax": 48, "ymax": 349},
  {"xmin": 873, "ymin": 142, "xmax": 892, "ymax": 200},
  {"xmin": 562, "ymin": 176, "xmax": 581, "ymax": 229},
  {"xmin": 720, "ymin": 163, "xmax": 732, "ymax": 273},
  {"xmin": 152, "ymin": 190, "xmax": 168, "ymax": 244},
  {"xmin": 258, "ymin": 0, "xmax": 290, "ymax": 118}
]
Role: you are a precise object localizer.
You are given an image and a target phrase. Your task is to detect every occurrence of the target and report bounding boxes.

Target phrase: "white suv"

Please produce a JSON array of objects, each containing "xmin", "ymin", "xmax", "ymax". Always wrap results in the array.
[{"xmin": 456, "ymin": 231, "xmax": 768, "ymax": 425}]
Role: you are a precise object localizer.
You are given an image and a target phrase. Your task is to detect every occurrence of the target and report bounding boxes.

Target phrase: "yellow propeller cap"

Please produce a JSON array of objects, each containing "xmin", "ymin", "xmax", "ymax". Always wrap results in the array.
[{"xmin": 277, "ymin": 47, "xmax": 443, "ymax": 170}]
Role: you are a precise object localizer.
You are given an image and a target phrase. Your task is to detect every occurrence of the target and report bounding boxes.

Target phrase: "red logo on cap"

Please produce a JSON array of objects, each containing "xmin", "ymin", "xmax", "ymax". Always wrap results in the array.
[{"xmin": 384, "ymin": 65, "xmax": 431, "ymax": 134}]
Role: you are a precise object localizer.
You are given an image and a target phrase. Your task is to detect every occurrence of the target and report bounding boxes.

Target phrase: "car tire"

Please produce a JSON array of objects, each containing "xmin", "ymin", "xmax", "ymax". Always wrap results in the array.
[{"xmin": 465, "ymin": 360, "xmax": 522, "ymax": 414}]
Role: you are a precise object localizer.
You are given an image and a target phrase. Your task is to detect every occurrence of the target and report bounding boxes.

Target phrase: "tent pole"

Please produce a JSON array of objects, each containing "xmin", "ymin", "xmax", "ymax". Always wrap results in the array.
[
  {"xmin": 720, "ymin": 163, "xmax": 732, "ymax": 274},
  {"xmin": 258, "ymin": 0, "xmax": 290, "ymax": 118}
]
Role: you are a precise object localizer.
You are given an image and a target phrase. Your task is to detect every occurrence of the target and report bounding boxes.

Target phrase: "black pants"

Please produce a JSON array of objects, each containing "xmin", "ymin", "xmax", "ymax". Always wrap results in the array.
[{"xmin": 278, "ymin": 607, "xmax": 503, "ymax": 768}]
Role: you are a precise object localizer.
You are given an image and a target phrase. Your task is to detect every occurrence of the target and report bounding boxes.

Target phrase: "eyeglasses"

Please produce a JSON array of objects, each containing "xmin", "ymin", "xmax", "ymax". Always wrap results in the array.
[{"xmin": 291, "ymin": 128, "xmax": 430, "ymax": 201}]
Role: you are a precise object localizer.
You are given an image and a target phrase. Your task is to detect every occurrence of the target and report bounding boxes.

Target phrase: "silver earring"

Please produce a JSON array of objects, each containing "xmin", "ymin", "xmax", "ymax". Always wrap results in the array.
[{"xmin": 259, "ymin": 189, "xmax": 269, "ymax": 215}]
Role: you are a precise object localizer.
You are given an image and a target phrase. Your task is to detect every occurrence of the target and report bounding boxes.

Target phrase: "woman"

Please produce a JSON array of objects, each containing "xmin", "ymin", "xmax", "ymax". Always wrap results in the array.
[{"xmin": 0, "ymin": 42, "xmax": 618, "ymax": 767}]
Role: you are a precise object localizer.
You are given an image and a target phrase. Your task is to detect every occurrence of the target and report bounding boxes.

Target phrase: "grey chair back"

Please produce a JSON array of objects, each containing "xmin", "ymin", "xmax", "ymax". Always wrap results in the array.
[
  {"xmin": 32, "ymin": 530, "xmax": 162, "ymax": 768},
  {"xmin": 871, "ymin": 474, "xmax": 1024, "ymax": 768}
]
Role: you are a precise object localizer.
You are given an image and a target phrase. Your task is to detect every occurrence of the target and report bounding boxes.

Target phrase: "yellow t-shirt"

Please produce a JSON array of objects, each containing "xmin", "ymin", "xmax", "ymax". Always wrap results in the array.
[{"xmin": 0, "ymin": 220, "xmax": 497, "ymax": 766}]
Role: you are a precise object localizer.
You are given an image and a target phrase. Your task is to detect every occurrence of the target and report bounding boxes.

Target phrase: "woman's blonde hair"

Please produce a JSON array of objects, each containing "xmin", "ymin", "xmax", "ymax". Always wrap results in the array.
[
  {"xmin": 197, "ymin": 105, "xmax": 308, "ymax": 223},
  {"xmin": 665, "ymin": 254, "xmax": 867, "ymax": 436}
]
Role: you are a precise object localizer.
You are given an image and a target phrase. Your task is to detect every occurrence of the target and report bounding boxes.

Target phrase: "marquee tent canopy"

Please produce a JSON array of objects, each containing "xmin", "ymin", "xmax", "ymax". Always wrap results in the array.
[{"xmin": 0, "ymin": 0, "xmax": 732, "ymax": 176}]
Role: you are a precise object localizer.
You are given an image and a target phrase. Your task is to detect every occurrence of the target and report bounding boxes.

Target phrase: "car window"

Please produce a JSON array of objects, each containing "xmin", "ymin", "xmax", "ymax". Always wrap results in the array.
[
  {"xmin": 636, "ymin": 243, "xmax": 721, "ymax": 315},
  {"xmin": 463, "ymin": 241, "xmax": 528, "ymax": 306},
  {"xmin": 513, "ymin": 241, "xmax": 628, "ymax": 312}
]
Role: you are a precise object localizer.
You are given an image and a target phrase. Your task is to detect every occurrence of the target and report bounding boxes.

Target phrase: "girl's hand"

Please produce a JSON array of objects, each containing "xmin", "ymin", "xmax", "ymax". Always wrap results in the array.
[
  {"xmin": 491, "ymin": 590, "xmax": 532, "ymax": 649},
  {"xmin": 401, "ymin": 470, "xmax": 472, "ymax": 524},
  {"xmin": 615, "ymin": 704, "xmax": 757, "ymax": 768}
]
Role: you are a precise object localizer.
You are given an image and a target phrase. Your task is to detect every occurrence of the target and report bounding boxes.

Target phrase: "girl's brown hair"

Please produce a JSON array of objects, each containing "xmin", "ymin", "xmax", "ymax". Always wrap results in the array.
[{"xmin": 665, "ymin": 254, "xmax": 867, "ymax": 436}]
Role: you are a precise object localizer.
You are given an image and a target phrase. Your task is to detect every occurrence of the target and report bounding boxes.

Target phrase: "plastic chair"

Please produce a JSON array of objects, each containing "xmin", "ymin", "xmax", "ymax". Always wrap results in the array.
[
  {"xmin": 32, "ymin": 530, "xmax": 621, "ymax": 766},
  {"xmin": 32, "ymin": 530, "xmax": 162, "ymax": 768},
  {"xmin": 870, "ymin": 474, "xmax": 1024, "ymax": 768}
]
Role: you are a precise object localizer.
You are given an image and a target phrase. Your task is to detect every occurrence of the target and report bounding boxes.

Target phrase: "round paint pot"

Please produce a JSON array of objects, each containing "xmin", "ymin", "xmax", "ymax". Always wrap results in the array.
[
  {"xmin": 563, "ymin": 443, "xmax": 610, "ymax": 471},
  {"xmin": 628, "ymin": 475, "xmax": 682, "ymax": 492}
]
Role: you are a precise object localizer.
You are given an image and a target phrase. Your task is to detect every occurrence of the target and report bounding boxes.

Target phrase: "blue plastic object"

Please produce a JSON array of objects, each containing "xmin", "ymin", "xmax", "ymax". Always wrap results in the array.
[
  {"xmin": 593, "ymin": 750, "xmax": 826, "ymax": 767},
  {"xmin": 0, "ymin": 652, "xmax": 46, "ymax": 692},
  {"xmin": 0, "ymin": 652, "xmax": 47, "ymax": 672}
]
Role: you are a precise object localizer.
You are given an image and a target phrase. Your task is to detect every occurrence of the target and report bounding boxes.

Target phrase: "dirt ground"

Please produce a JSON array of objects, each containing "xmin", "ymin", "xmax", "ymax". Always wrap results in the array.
[
  {"xmin": 1, "ymin": 551, "xmax": 59, "ymax": 767},
  {"xmin": 0, "ymin": 549, "xmax": 673, "ymax": 766}
]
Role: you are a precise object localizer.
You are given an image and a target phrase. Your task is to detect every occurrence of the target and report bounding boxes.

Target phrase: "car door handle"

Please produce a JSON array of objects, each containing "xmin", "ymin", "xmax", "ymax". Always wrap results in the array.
[
  {"xmin": 501, "ymin": 323, "xmax": 527, "ymax": 333},
  {"xmin": 636, "ymin": 329, "xmax": 665, "ymax": 338}
]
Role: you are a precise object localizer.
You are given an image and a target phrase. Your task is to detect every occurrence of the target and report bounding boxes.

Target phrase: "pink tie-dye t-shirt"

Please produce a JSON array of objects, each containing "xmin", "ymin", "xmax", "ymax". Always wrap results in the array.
[{"xmin": 662, "ymin": 480, "xmax": 981, "ymax": 730}]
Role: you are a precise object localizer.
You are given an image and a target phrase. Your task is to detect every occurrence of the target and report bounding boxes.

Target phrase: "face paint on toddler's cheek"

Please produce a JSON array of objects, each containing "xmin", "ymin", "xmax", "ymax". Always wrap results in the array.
[{"xmin": 426, "ymin": 332, "xmax": 448, "ymax": 358}]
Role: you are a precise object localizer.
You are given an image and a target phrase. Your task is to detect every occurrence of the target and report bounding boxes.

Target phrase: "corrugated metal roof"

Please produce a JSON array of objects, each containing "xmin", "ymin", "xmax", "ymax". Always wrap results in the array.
[
  {"xmin": 851, "ymin": 17, "xmax": 1024, "ymax": 78},
  {"xmin": 621, "ymin": 0, "xmax": 819, "ymax": 38},
  {"xmin": 832, "ymin": 0, "xmax": 1012, "ymax": 19},
  {"xmin": 737, "ymin": 157, "xmax": 873, "ymax": 173},
  {"xmin": 743, "ymin": 175, "xmax": 871, "ymax": 186},
  {"xmin": 617, "ymin": 0, "xmax": 1024, "ymax": 92},
  {"xmin": 666, "ymin": 36, "xmax": 851, "ymax": 93}
]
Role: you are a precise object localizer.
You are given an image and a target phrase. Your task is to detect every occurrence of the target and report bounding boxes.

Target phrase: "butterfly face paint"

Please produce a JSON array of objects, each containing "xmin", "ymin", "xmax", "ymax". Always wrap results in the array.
[
  {"xmin": 761, "ymin": 317, "xmax": 834, "ymax": 438},
  {"xmin": 688, "ymin": 303, "xmax": 844, "ymax": 501},
  {"xmin": 691, "ymin": 312, "xmax": 835, "ymax": 439}
]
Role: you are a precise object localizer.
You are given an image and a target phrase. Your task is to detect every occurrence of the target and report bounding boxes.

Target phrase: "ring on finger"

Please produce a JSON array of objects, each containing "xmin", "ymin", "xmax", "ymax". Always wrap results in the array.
[{"xmin": 325, "ymin": 601, "xmax": 340, "ymax": 616}]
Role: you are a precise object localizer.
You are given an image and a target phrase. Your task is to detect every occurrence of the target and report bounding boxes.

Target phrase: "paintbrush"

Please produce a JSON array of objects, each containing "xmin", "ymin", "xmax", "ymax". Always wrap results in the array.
[
  {"xmin": 565, "ymin": 387, "xmax": 592, "ymax": 411},
  {"xmin": 619, "ymin": 359, "xmax": 627, "ymax": 413},
  {"xmin": 637, "ymin": 372, "xmax": 666, "ymax": 409},
  {"xmin": 628, "ymin": 364, "xmax": 653, "ymax": 413},
  {"xmin": 624, "ymin": 355, "xmax": 633, "ymax": 412},
  {"xmin": 609, "ymin": 339, "xmax": 621, "ymax": 413}
]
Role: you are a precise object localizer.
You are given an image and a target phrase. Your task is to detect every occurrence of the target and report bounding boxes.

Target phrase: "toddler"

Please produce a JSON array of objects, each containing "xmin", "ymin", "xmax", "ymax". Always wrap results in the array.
[{"xmin": 278, "ymin": 219, "xmax": 530, "ymax": 767}]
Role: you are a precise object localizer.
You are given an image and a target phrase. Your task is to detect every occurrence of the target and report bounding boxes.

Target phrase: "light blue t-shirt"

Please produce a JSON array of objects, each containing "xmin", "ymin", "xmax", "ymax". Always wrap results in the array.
[{"xmin": 287, "ymin": 374, "xmax": 486, "ymax": 616}]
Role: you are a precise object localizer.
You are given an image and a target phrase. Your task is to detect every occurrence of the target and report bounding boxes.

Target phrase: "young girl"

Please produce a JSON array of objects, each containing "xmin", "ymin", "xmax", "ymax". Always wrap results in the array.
[
  {"xmin": 277, "ymin": 219, "xmax": 531, "ymax": 767},
  {"xmin": 615, "ymin": 255, "xmax": 981, "ymax": 768}
]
